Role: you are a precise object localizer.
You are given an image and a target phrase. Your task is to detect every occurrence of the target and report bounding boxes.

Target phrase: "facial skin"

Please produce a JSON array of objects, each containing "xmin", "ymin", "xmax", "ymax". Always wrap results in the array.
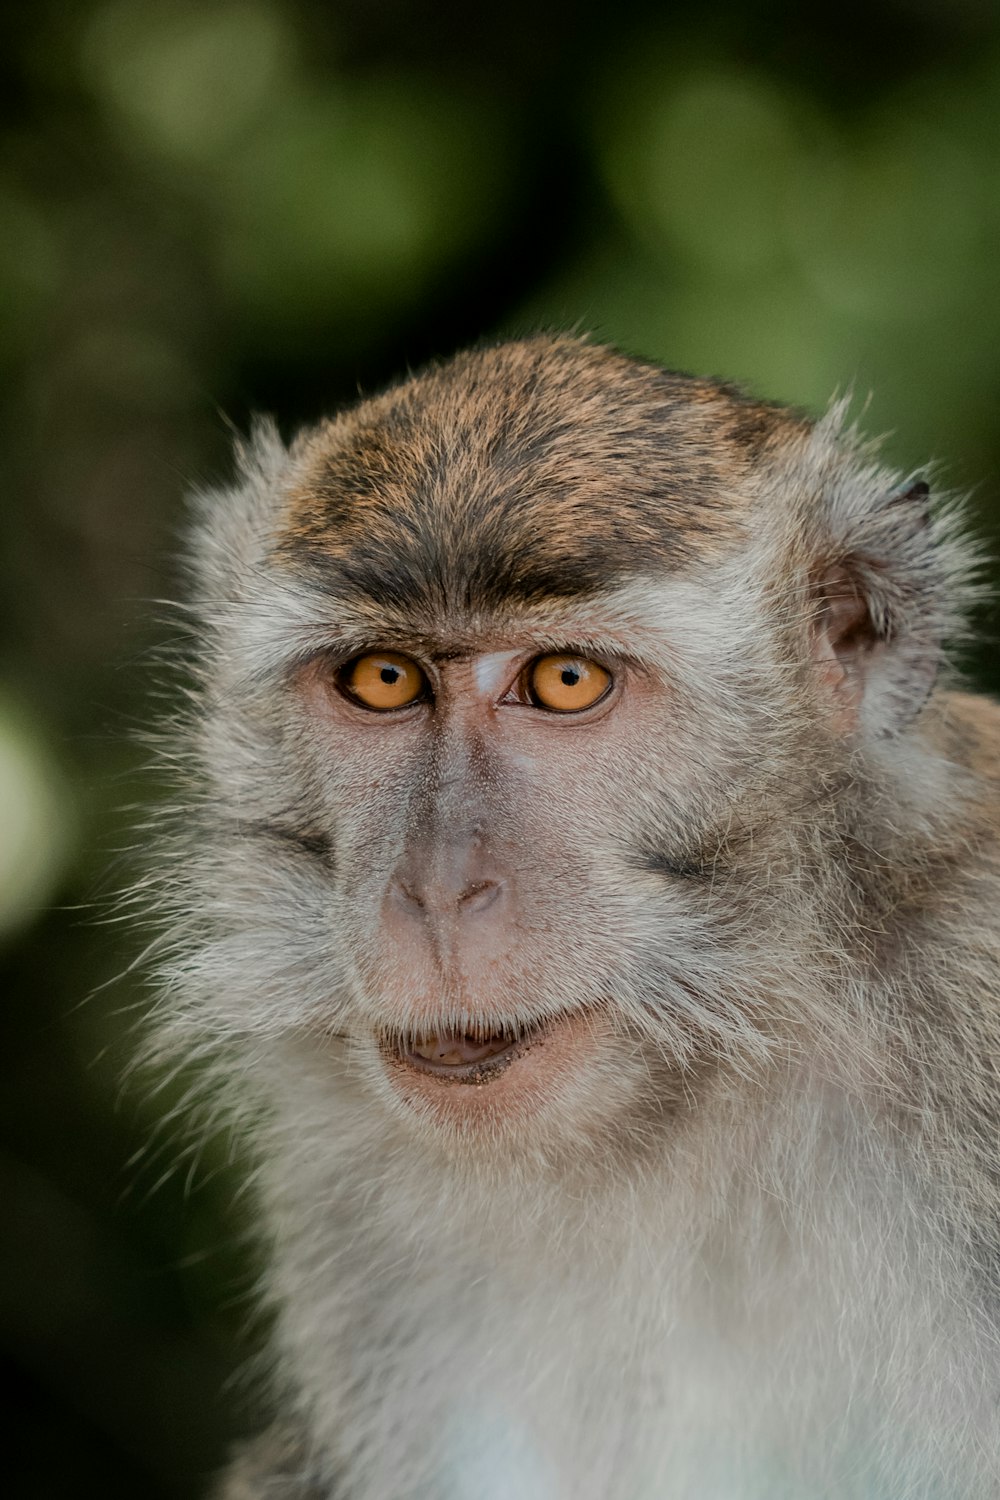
[
  {"xmin": 285, "ymin": 556, "xmax": 867, "ymax": 1142},
  {"xmin": 150, "ymin": 336, "xmax": 1000, "ymax": 1499},
  {"xmin": 295, "ymin": 636, "xmax": 639, "ymax": 1128}
]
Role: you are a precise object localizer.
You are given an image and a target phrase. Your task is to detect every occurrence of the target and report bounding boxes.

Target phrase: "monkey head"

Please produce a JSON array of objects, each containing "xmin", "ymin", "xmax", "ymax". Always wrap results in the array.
[{"xmin": 164, "ymin": 336, "xmax": 971, "ymax": 1161}]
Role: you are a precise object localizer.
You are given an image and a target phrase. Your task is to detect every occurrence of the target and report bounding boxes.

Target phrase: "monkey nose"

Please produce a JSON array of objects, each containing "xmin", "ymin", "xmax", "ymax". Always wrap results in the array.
[{"xmin": 390, "ymin": 876, "xmax": 504, "ymax": 919}]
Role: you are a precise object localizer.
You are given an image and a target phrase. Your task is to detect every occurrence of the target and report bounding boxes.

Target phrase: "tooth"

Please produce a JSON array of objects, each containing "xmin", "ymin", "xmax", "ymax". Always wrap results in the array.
[{"xmin": 406, "ymin": 1030, "xmax": 516, "ymax": 1068}]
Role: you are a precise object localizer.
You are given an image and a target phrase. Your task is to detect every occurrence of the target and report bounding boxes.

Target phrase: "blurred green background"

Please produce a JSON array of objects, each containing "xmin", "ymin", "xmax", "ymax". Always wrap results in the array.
[{"xmin": 3, "ymin": 1, "xmax": 1000, "ymax": 1494}]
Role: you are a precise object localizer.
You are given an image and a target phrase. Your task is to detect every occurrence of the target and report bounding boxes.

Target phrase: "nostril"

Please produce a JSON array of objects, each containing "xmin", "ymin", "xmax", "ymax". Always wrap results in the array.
[
  {"xmin": 458, "ymin": 880, "xmax": 502, "ymax": 914},
  {"xmin": 389, "ymin": 875, "xmax": 504, "ymax": 917},
  {"xmin": 392, "ymin": 879, "xmax": 425, "ymax": 913}
]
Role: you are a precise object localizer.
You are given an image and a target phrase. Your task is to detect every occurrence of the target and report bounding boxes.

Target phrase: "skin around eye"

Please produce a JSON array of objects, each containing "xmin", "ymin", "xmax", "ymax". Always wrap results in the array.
[
  {"xmin": 527, "ymin": 654, "xmax": 612, "ymax": 713},
  {"xmin": 342, "ymin": 652, "xmax": 427, "ymax": 711}
]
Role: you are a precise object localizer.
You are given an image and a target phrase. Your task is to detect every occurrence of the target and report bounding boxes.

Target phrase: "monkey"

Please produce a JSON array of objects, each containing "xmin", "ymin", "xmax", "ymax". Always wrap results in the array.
[{"xmin": 144, "ymin": 334, "xmax": 1000, "ymax": 1499}]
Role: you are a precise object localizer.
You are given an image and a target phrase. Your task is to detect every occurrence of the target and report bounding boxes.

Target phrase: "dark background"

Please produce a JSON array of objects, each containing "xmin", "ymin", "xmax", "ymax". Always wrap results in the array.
[{"xmin": 3, "ymin": 1, "xmax": 1000, "ymax": 1494}]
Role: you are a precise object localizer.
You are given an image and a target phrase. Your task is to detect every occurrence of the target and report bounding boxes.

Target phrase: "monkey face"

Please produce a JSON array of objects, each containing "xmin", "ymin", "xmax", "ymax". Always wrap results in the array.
[
  {"xmin": 173, "ymin": 336, "xmax": 961, "ymax": 1153},
  {"xmin": 287, "ymin": 625, "xmax": 684, "ymax": 1134}
]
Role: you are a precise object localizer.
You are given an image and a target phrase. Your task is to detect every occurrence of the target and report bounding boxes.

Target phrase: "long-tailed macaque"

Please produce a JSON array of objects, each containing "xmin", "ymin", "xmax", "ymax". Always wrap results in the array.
[{"xmin": 147, "ymin": 336, "xmax": 1000, "ymax": 1498}]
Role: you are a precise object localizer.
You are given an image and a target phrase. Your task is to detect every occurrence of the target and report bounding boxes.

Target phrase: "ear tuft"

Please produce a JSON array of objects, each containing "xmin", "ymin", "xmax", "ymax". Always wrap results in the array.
[
  {"xmin": 798, "ymin": 407, "xmax": 980, "ymax": 738},
  {"xmin": 887, "ymin": 478, "xmax": 930, "ymax": 509}
]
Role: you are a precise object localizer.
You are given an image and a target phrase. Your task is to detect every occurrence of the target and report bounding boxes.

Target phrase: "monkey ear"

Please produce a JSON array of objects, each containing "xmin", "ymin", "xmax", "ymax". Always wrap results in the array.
[{"xmin": 810, "ymin": 478, "xmax": 959, "ymax": 737}]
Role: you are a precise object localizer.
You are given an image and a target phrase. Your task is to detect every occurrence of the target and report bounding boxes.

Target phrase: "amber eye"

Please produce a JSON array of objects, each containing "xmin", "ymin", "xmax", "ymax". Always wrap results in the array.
[
  {"xmin": 342, "ymin": 651, "xmax": 427, "ymax": 711},
  {"xmin": 527, "ymin": 654, "xmax": 612, "ymax": 713}
]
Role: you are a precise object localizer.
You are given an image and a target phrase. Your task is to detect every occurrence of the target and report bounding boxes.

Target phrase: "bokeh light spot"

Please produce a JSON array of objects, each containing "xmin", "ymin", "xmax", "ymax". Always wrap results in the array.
[
  {"xmin": 0, "ymin": 696, "xmax": 74, "ymax": 941},
  {"xmin": 216, "ymin": 81, "xmax": 511, "ymax": 335},
  {"xmin": 601, "ymin": 67, "xmax": 820, "ymax": 278},
  {"xmin": 790, "ymin": 115, "xmax": 982, "ymax": 321},
  {"xmin": 81, "ymin": 0, "xmax": 294, "ymax": 159}
]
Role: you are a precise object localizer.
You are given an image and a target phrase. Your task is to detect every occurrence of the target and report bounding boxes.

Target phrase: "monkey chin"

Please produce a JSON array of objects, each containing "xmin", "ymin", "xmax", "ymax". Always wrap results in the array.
[{"xmin": 377, "ymin": 1007, "xmax": 614, "ymax": 1131}]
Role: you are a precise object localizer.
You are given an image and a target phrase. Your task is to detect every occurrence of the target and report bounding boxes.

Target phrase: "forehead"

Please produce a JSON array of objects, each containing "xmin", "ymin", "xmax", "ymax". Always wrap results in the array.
[{"xmin": 275, "ymin": 338, "xmax": 804, "ymax": 617}]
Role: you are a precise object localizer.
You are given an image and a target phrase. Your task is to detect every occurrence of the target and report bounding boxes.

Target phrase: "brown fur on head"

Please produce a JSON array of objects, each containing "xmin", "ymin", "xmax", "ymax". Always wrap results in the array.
[
  {"xmin": 278, "ymin": 337, "xmax": 799, "ymax": 611},
  {"xmin": 149, "ymin": 335, "xmax": 1000, "ymax": 1500}
]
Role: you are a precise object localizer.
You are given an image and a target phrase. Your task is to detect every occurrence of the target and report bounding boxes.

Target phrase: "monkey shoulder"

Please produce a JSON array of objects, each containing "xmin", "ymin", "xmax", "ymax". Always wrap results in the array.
[
  {"xmin": 932, "ymin": 690, "xmax": 1000, "ymax": 785},
  {"xmin": 900, "ymin": 689, "xmax": 1000, "ymax": 941},
  {"xmin": 910, "ymin": 690, "xmax": 1000, "ymax": 1012},
  {"xmin": 212, "ymin": 1425, "xmax": 331, "ymax": 1500},
  {"xmin": 922, "ymin": 690, "xmax": 1000, "ymax": 858}
]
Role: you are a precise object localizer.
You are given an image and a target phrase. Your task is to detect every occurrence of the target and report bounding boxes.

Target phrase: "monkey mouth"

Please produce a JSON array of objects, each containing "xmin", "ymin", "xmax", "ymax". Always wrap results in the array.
[
  {"xmin": 394, "ymin": 1026, "xmax": 530, "ymax": 1083},
  {"xmin": 379, "ymin": 1008, "xmax": 614, "ymax": 1125}
]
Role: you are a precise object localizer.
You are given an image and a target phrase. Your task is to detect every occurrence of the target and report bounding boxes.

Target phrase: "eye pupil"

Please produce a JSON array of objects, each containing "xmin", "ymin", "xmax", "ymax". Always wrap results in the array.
[
  {"xmin": 380, "ymin": 667, "xmax": 399, "ymax": 684},
  {"xmin": 560, "ymin": 668, "xmax": 580, "ymax": 686}
]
